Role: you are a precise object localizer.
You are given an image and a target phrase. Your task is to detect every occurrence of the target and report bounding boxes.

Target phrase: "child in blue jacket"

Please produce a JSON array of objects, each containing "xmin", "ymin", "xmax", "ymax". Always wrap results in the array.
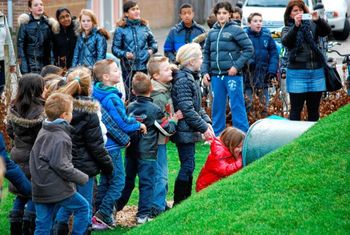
[
  {"xmin": 92, "ymin": 59, "xmax": 146, "ymax": 230},
  {"xmin": 244, "ymin": 12, "xmax": 279, "ymax": 111}
]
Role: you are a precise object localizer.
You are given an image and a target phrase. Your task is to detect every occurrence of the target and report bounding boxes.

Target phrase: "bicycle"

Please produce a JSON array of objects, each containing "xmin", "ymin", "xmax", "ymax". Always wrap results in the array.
[{"xmin": 327, "ymin": 42, "xmax": 350, "ymax": 95}]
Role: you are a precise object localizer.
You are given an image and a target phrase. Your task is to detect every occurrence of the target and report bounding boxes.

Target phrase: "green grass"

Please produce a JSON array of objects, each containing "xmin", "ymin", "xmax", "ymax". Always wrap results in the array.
[
  {"xmin": 125, "ymin": 104, "xmax": 350, "ymax": 234},
  {"xmin": 0, "ymin": 142, "xmax": 210, "ymax": 234},
  {"xmin": 2, "ymin": 105, "xmax": 349, "ymax": 234}
]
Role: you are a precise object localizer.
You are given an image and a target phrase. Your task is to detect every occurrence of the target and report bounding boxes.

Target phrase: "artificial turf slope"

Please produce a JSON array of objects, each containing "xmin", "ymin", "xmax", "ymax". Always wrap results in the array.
[{"xmin": 128, "ymin": 104, "xmax": 350, "ymax": 234}]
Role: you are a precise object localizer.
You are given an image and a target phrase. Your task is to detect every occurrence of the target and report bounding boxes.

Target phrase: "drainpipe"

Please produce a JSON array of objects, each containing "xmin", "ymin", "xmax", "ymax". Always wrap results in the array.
[{"xmin": 7, "ymin": 0, "xmax": 13, "ymax": 28}]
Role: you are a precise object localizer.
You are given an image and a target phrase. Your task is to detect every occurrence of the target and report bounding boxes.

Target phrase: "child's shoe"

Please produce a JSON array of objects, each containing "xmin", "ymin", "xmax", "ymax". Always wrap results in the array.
[
  {"xmin": 92, "ymin": 211, "xmax": 116, "ymax": 230},
  {"xmin": 136, "ymin": 216, "xmax": 153, "ymax": 225}
]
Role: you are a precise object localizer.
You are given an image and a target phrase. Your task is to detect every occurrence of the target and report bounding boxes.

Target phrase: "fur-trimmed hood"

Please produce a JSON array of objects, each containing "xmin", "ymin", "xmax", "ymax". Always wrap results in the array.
[
  {"xmin": 73, "ymin": 97, "xmax": 100, "ymax": 114},
  {"xmin": 116, "ymin": 17, "xmax": 148, "ymax": 28},
  {"xmin": 7, "ymin": 107, "xmax": 45, "ymax": 128},
  {"xmin": 54, "ymin": 18, "xmax": 80, "ymax": 36},
  {"xmin": 17, "ymin": 13, "xmax": 59, "ymax": 32}
]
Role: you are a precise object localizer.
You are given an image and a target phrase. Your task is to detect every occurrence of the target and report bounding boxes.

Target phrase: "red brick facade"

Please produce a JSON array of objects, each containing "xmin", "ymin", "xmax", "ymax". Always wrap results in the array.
[{"xmin": 2, "ymin": 0, "xmax": 176, "ymax": 31}]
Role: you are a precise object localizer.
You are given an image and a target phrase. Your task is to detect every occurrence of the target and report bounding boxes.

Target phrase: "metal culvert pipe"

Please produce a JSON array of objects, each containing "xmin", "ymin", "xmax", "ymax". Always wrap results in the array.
[{"xmin": 242, "ymin": 117, "xmax": 316, "ymax": 166}]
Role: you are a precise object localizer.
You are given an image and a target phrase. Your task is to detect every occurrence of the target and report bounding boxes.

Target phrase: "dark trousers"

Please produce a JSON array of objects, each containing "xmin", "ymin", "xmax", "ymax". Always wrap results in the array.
[{"xmin": 289, "ymin": 92, "xmax": 323, "ymax": 121}]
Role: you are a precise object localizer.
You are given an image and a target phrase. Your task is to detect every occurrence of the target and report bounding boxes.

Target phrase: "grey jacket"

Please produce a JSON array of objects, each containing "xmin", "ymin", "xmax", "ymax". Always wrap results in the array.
[{"xmin": 30, "ymin": 121, "xmax": 88, "ymax": 203}]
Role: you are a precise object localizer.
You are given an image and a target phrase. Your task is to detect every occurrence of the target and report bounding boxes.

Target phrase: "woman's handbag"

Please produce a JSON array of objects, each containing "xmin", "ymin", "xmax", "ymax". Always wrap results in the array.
[{"xmin": 323, "ymin": 64, "xmax": 343, "ymax": 92}]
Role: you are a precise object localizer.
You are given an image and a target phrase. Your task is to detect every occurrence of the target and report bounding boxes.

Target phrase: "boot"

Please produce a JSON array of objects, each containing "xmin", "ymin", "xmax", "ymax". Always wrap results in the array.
[
  {"xmin": 51, "ymin": 221, "xmax": 69, "ymax": 235},
  {"xmin": 9, "ymin": 210, "xmax": 23, "ymax": 235},
  {"xmin": 173, "ymin": 179, "xmax": 188, "ymax": 205},
  {"xmin": 185, "ymin": 176, "xmax": 193, "ymax": 198},
  {"xmin": 22, "ymin": 212, "xmax": 36, "ymax": 235}
]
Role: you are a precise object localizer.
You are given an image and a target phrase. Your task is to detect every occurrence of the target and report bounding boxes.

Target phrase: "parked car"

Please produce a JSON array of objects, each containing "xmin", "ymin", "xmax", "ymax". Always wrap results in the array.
[{"xmin": 242, "ymin": 0, "xmax": 350, "ymax": 40}]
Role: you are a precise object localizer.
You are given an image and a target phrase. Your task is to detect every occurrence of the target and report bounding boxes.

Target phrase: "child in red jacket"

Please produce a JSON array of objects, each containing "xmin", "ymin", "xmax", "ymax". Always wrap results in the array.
[{"xmin": 196, "ymin": 127, "xmax": 245, "ymax": 192}]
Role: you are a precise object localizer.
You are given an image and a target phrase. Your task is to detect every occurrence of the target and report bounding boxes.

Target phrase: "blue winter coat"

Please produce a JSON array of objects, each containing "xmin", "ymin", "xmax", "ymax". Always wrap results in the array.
[
  {"xmin": 72, "ymin": 27, "xmax": 107, "ymax": 68},
  {"xmin": 244, "ymin": 27, "xmax": 279, "ymax": 89},
  {"xmin": 171, "ymin": 67, "xmax": 211, "ymax": 144},
  {"xmin": 93, "ymin": 82, "xmax": 140, "ymax": 150},
  {"xmin": 164, "ymin": 21, "xmax": 205, "ymax": 63},
  {"xmin": 112, "ymin": 18, "xmax": 158, "ymax": 72},
  {"xmin": 202, "ymin": 21, "xmax": 254, "ymax": 76}
]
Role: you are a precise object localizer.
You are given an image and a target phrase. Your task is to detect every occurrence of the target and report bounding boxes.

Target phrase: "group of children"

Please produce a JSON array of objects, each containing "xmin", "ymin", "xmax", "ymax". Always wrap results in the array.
[{"xmin": 1, "ymin": 0, "xmax": 286, "ymax": 234}]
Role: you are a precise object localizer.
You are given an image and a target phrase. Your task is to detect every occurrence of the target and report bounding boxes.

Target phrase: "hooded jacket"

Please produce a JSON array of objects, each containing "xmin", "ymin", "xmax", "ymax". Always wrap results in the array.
[
  {"xmin": 17, "ymin": 13, "xmax": 58, "ymax": 74},
  {"xmin": 70, "ymin": 97, "xmax": 113, "ymax": 176},
  {"xmin": 151, "ymin": 79, "xmax": 174, "ymax": 145},
  {"xmin": 52, "ymin": 19, "xmax": 79, "ymax": 69},
  {"xmin": 30, "ymin": 121, "xmax": 88, "ymax": 203},
  {"xmin": 196, "ymin": 138, "xmax": 242, "ymax": 192},
  {"xmin": 164, "ymin": 21, "xmax": 205, "ymax": 63},
  {"xmin": 112, "ymin": 18, "xmax": 158, "ymax": 72},
  {"xmin": 171, "ymin": 67, "xmax": 211, "ymax": 144},
  {"xmin": 202, "ymin": 21, "xmax": 254, "ymax": 76},
  {"xmin": 6, "ymin": 101, "xmax": 45, "ymax": 195},
  {"xmin": 93, "ymin": 82, "xmax": 140, "ymax": 150}
]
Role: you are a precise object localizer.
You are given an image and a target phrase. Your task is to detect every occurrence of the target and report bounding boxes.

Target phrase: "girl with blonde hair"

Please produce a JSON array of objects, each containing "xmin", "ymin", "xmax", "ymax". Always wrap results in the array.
[
  {"xmin": 171, "ymin": 43, "xmax": 214, "ymax": 204},
  {"xmin": 72, "ymin": 9, "xmax": 110, "ymax": 68}
]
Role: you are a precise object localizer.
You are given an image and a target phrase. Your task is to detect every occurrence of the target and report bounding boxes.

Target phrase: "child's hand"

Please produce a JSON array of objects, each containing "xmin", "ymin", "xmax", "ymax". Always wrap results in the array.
[
  {"xmin": 203, "ymin": 74, "xmax": 211, "ymax": 87},
  {"xmin": 140, "ymin": 123, "xmax": 147, "ymax": 134},
  {"xmin": 228, "ymin": 66, "xmax": 238, "ymax": 76},
  {"xmin": 175, "ymin": 110, "xmax": 184, "ymax": 120},
  {"xmin": 203, "ymin": 126, "xmax": 215, "ymax": 141},
  {"xmin": 126, "ymin": 52, "xmax": 134, "ymax": 60}
]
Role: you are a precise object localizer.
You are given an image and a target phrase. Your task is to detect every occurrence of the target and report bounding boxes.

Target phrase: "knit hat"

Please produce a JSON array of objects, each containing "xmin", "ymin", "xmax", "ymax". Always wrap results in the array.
[{"xmin": 176, "ymin": 43, "xmax": 202, "ymax": 66}]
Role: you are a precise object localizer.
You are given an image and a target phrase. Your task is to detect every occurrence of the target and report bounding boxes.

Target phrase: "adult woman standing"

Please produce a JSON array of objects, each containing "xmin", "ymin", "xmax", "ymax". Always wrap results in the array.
[
  {"xmin": 52, "ymin": 8, "xmax": 78, "ymax": 70},
  {"xmin": 0, "ymin": 11, "xmax": 16, "ymax": 94},
  {"xmin": 281, "ymin": 0, "xmax": 331, "ymax": 121},
  {"xmin": 17, "ymin": 0, "xmax": 58, "ymax": 74}
]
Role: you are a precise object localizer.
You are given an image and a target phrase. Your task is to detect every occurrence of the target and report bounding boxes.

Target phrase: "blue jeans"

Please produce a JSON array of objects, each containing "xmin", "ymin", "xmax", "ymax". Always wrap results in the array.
[
  {"xmin": 117, "ymin": 157, "xmax": 156, "ymax": 218},
  {"xmin": 56, "ymin": 177, "xmax": 94, "ymax": 223},
  {"xmin": 212, "ymin": 75, "xmax": 249, "ymax": 135},
  {"xmin": 3, "ymin": 156, "xmax": 32, "ymax": 196},
  {"xmin": 176, "ymin": 143, "xmax": 195, "ymax": 182},
  {"xmin": 95, "ymin": 149, "xmax": 125, "ymax": 217},
  {"xmin": 152, "ymin": 144, "xmax": 168, "ymax": 211},
  {"xmin": 36, "ymin": 192, "xmax": 89, "ymax": 235}
]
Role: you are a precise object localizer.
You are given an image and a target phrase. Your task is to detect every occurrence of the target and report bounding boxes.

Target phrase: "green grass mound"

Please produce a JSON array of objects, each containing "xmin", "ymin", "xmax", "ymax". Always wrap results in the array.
[{"xmin": 128, "ymin": 104, "xmax": 350, "ymax": 234}]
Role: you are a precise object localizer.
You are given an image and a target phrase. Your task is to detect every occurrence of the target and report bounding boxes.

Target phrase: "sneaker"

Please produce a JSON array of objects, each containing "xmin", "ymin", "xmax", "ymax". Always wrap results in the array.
[
  {"xmin": 91, "ymin": 217, "xmax": 109, "ymax": 231},
  {"xmin": 136, "ymin": 216, "xmax": 153, "ymax": 225},
  {"xmin": 93, "ymin": 211, "xmax": 116, "ymax": 230}
]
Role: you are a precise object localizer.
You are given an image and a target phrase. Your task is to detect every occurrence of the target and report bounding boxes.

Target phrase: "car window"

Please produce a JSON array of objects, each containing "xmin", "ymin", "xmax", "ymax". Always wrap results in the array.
[
  {"xmin": 246, "ymin": 0, "xmax": 289, "ymax": 7},
  {"xmin": 246, "ymin": 0, "xmax": 311, "ymax": 7}
]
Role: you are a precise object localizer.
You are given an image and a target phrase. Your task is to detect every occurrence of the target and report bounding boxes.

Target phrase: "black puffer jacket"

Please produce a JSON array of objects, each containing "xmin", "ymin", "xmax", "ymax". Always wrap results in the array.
[
  {"xmin": 6, "ymin": 101, "xmax": 45, "ymax": 195},
  {"xmin": 70, "ymin": 97, "xmax": 113, "ymax": 176},
  {"xmin": 281, "ymin": 18, "xmax": 331, "ymax": 70},
  {"xmin": 171, "ymin": 67, "xmax": 211, "ymax": 144},
  {"xmin": 52, "ymin": 19, "xmax": 78, "ymax": 69},
  {"xmin": 17, "ymin": 13, "xmax": 57, "ymax": 74}
]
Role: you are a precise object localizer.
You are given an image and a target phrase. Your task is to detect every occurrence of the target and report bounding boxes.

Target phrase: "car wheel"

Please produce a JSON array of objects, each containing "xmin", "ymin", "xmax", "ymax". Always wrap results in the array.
[{"xmin": 333, "ymin": 19, "xmax": 350, "ymax": 41}]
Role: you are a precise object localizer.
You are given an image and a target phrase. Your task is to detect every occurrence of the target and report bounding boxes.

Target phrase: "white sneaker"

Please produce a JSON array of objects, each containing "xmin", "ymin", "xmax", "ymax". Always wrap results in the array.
[{"xmin": 136, "ymin": 216, "xmax": 153, "ymax": 224}]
